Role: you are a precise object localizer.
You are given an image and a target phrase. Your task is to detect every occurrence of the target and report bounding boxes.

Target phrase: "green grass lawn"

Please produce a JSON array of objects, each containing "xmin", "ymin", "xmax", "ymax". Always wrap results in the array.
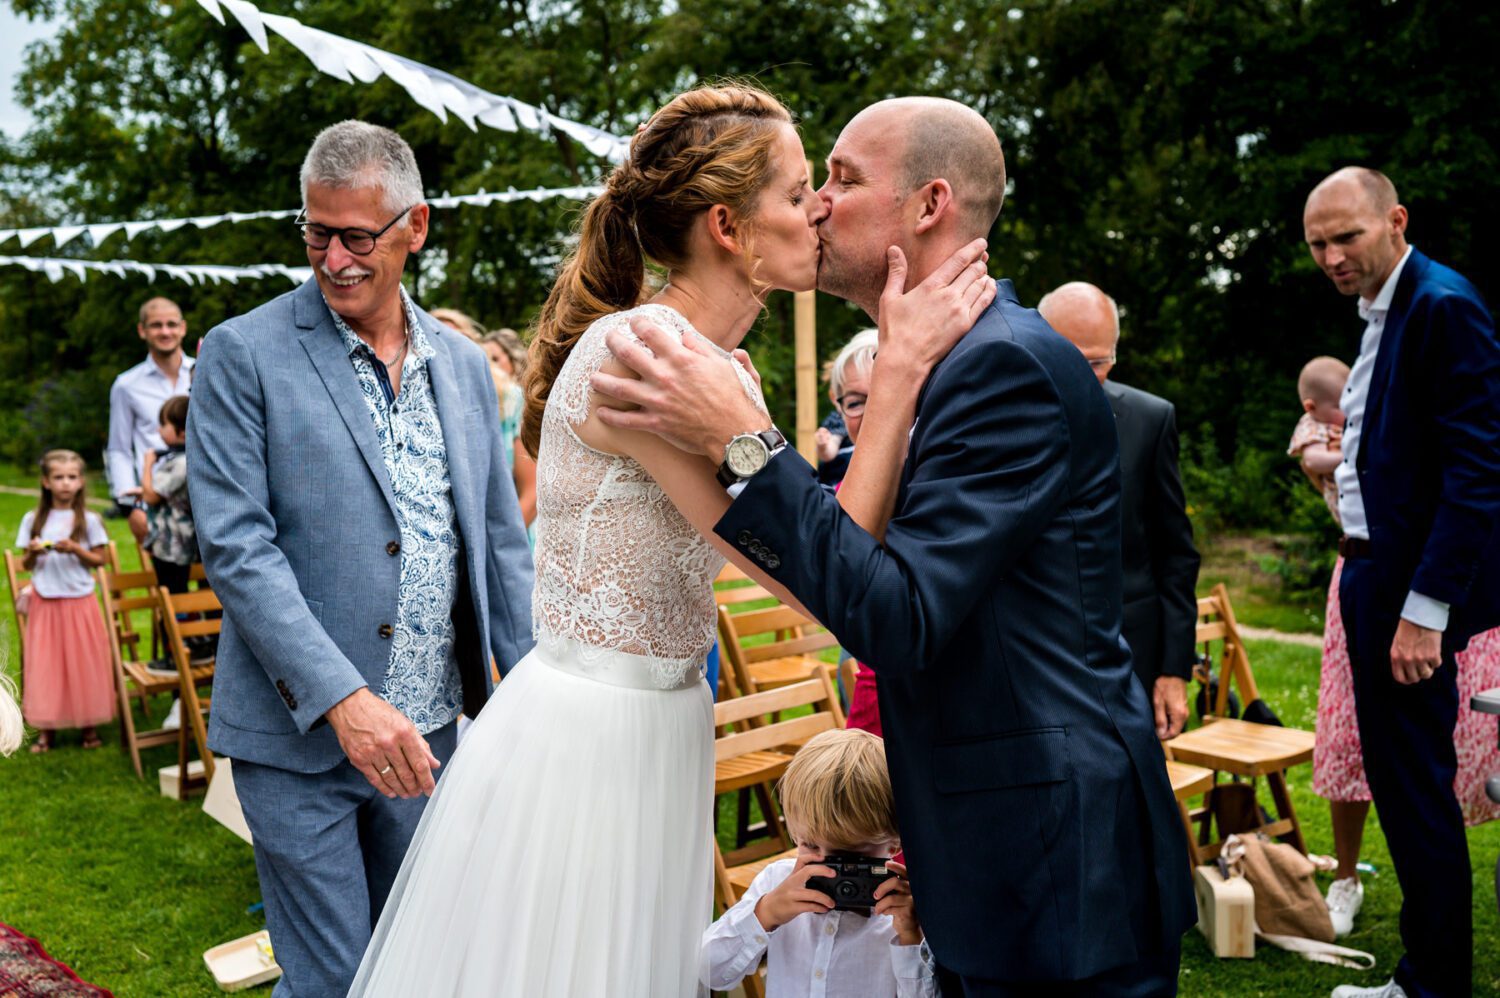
[{"xmin": 2, "ymin": 487, "xmax": 1498, "ymax": 994}]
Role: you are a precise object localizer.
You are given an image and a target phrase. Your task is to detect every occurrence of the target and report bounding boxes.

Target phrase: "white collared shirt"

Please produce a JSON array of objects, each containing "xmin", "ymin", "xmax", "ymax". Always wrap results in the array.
[
  {"xmin": 106, "ymin": 353, "xmax": 193, "ymax": 500},
  {"xmin": 700, "ymin": 858, "xmax": 938, "ymax": 998},
  {"xmin": 1334, "ymin": 247, "xmax": 1449, "ymax": 631}
]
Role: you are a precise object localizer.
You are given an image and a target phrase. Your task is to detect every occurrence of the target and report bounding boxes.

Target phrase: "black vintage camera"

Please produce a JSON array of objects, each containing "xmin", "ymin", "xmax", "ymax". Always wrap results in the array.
[{"xmin": 805, "ymin": 853, "xmax": 891, "ymax": 912}]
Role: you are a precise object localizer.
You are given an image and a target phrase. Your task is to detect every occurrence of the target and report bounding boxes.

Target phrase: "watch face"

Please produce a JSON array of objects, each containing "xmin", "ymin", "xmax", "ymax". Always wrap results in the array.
[{"xmin": 726, "ymin": 435, "xmax": 769, "ymax": 476}]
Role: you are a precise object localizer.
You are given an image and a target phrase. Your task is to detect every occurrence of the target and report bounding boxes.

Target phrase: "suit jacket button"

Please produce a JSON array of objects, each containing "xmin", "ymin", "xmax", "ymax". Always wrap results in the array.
[
  {"xmin": 386, "ymin": 540, "xmax": 401, "ymax": 556},
  {"xmin": 737, "ymin": 530, "xmax": 753, "ymax": 546},
  {"xmin": 766, "ymin": 556, "xmax": 781, "ymax": 570},
  {"xmin": 287, "ymin": 696, "xmax": 298, "ymax": 710},
  {"xmin": 378, "ymin": 623, "xmax": 394, "ymax": 639},
  {"xmin": 276, "ymin": 679, "xmax": 288, "ymax": 691}
]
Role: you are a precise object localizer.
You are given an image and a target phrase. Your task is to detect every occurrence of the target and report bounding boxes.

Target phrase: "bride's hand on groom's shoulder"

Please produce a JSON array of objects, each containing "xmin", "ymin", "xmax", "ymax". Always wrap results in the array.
[{"xmin": 877, "ymin": 238, "xmax": 996, "ymax": 375}]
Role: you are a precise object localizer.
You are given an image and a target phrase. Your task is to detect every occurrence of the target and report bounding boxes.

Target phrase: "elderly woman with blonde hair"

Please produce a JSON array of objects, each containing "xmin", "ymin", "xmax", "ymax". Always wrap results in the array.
[{"xmin": 429, "ymin": 309, "xmax": 538, "ymax": 529}]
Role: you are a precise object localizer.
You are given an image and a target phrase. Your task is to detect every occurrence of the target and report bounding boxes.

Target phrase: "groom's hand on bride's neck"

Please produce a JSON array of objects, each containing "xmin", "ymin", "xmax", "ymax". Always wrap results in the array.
[{"xmin": 592, "ymin": 318, "xmax": 769, "ymax": 461}]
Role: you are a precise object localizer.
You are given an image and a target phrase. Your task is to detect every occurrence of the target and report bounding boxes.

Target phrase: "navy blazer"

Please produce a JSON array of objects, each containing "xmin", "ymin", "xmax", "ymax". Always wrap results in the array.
[
  {"xmin": 1355, "ymin": 249, "xmax": 1500, "ymax": 647},
  {"xmin": 1104, "ymin": 381, "xmax": 1200, "ymax": 686},
  {"xmin": 189, "ymin": 279, "xmax": 535, "ymax": 773},
  {"xmin": 717, "ymin": 280, "xmax": 1195, "ymax": 981}
]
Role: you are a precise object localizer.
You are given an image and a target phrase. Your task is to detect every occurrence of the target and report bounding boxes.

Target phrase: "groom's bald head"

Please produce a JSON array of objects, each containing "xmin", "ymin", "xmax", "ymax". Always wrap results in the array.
[{"xmin": 858, "ymin": 97, "xmax": 1006, "ymax": 238}]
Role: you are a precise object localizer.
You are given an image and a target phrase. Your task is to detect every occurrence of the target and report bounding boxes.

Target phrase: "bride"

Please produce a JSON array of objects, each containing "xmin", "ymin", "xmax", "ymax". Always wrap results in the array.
[{"xmin": 348, "ymin": 83, "xmax": 994, "ymax": 996}]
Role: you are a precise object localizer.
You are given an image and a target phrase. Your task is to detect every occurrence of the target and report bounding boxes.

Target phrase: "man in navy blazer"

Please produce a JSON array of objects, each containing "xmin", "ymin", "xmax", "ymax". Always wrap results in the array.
[
  {"xmin": 1307, "ymin": 168, "xmax": 1500, "ymax": 998},
  {"xmin": 188, "ymin": 122, "xmax": 533, "ymax": 997},
  {"xmin": 594, "ymin": 98, "xmax": 1194, "ymax": 994}
]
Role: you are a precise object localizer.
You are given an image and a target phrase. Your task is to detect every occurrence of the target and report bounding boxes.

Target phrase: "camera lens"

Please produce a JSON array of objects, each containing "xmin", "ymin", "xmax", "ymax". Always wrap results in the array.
[{"xmin": 836, "ymin": 880, "xmax": 858, "ymax": 899}]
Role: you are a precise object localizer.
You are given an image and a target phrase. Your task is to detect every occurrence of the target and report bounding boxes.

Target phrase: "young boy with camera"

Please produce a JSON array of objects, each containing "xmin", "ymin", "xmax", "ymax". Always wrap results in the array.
[{"xmin": 700, "ymin": 728, "xmax": 938, "ymax": 996}]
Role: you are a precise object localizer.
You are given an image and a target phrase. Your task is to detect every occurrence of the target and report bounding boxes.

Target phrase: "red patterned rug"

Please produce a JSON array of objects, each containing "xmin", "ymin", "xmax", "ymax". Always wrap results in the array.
[{"xmin": 0, "ymin": 922, "xmax": 113, "ymax": 997}]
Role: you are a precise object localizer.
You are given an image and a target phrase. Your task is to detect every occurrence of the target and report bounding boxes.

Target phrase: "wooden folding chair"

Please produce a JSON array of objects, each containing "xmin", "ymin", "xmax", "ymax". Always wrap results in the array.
[
  {"xmin": 99, "ymin": 567, "xmax": 182, "ymax": 778},
  {"xmin": 711, "ymin": 674, "xmax": 845, "ymax": 998},
  {"xmin": 1166, "ymin": 584, "xmax": 1316, "ymax": 858},
  {"xmin": 713, "ymin": 562, "xmax": 774, "ymax": 612},
  {"xmin": 159, "ymin": 587, "xmax": 221, "ymax": 797},
  {"xmin": 4, "ymin": 551, "xmax": 31, "ymax": 669},
  {"xmin": 718, "ymin": 603, "xmax": 840, "ymax": 695},
  {"xmin": 1163, "ymin": 754, "xmax": 1216, "ymax": 869}
]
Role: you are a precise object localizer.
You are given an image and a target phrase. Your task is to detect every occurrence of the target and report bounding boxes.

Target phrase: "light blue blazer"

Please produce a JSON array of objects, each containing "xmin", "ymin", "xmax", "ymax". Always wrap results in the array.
[{"xmin": 187, "ymin": 278, "xmax": 535, "ymax": 773}]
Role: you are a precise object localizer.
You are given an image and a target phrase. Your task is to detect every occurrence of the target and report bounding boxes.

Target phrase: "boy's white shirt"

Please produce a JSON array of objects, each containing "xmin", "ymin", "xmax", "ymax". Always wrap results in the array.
[{"xmin": 700, "ymin": 857, "xmax": 939, "ymax": 997}]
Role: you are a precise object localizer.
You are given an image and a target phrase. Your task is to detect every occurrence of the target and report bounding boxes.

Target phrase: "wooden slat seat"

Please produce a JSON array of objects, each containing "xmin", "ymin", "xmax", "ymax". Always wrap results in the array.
[
  {"xmin": 159, "ymin": 587, "xmax": 221, "ymax": 797},
  {"xmin": 1166, "ymin": 583, "xmax": 1317, "ymax": 859},
  {"xmin": 1168, "ymin": 717, "xmax": 1315, "ymax": 776}
]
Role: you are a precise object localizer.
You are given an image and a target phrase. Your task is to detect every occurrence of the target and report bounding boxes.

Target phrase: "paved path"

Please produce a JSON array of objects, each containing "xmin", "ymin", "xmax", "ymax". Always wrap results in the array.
[{"xmin": 1239, "ymin": 624, "xmax": 1322, "ymax": 648}]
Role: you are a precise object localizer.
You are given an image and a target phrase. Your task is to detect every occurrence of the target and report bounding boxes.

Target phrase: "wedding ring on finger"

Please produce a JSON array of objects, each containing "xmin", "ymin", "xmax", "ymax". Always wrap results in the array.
[{"xmin": 378, "ymin": 763, "xmax": 394, "ymax": 776}]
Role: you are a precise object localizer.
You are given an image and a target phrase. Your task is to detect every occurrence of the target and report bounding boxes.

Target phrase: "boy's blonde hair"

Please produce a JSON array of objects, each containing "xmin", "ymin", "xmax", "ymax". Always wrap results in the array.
[
  {"xmin": 779, "ymin": 728, "xmax": 898, "ymax": 848},
  {"xmin": 1298, "ymin": 355, "xmax": 1351, "ymax": 406}
]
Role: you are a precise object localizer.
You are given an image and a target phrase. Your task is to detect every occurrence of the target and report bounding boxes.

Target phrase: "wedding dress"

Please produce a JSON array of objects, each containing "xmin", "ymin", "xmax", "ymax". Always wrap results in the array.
[{"xmin": 349, "ymin": 304, "xmax": 760, "ymax": 997}]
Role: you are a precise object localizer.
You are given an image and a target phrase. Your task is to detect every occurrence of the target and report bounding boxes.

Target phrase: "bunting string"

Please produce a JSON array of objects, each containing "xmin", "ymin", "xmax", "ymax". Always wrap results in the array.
[
  {"xmin": 0, "ymin": 185, "xmax": 604, "ymax": 251},
  {"xmin": 195, "ymin": 0, "xmax": 630, "ymax": 162},
  {"xmin": 0, "ymin": 255, "xmax": 313, "ymax": 286}
]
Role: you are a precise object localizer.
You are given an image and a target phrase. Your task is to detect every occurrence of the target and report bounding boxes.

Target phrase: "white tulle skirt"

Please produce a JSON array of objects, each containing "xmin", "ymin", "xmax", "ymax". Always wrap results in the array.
[{"xmin": 348, "ymin": 639, "xmax": 714, "ymax": 997}]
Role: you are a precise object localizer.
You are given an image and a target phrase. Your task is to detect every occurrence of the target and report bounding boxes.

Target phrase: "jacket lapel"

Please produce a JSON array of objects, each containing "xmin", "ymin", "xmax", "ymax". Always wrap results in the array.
[
  {"xmin": 1359, "ymin": 250, "xmax": 1426, "ymax": 472},
  {"xmin": 900, "ymin": 279, "xmax": 1012, "ymax": 495},
  {"xmin": 293, "ymin": 280, "xmax": 400, "ymax": 518},
  {"xmin": 422, "ymin": 317, "xmax": 478, "ymax": 566}
]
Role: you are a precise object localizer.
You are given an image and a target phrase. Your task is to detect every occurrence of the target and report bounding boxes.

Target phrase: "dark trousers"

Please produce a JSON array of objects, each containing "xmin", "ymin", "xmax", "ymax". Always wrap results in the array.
[
  {"xmin": 935, "ymin": 941, "xmax": 1180, "ymax": 997},
  {"xmin": 1340, "ymin": 559, "xmax": 1471, "ymax": 998},
  {"xmin": 153, "ymin": 557, "xmax": 193, "ymax": 652},
  {"xmin": 233, "ymin": 721, "xmax": 459, "ymax": 998}
]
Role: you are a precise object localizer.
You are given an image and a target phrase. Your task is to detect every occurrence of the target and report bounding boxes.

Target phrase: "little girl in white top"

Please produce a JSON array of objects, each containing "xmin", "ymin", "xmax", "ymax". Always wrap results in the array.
[{"xmin": 15, "ymin": 450, "xmax": 114, "ymax": 752}]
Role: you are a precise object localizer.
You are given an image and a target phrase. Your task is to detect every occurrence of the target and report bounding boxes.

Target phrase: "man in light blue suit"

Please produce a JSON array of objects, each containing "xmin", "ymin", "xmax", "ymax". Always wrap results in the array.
[{"xmin": 187, "ymin": 121, "xmax": 534, "ymax": 997}]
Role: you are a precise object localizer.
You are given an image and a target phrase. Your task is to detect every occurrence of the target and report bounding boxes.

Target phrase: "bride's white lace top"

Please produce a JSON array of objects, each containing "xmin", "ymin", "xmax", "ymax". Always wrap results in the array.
[{"xmin": 531, "ymin": 304, "xmax": 766, "ymax": 689}]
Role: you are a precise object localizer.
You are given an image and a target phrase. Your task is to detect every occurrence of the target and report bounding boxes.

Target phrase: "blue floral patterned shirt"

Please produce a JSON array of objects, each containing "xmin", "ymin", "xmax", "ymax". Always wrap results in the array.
[{"xmin": 327, "ymin": 289, "xmax": 463, "ymax": 734}]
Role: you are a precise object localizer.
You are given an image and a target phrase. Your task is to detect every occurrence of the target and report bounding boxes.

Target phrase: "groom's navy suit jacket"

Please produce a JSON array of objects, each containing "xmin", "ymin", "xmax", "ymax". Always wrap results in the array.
[
  {"xmin": 717, "ymin": 280, "xmax": 1195, "ymax": 981},
  {"xmin": 1353, "ymin": 249, "xmax": 1500, "ymax": 647}
]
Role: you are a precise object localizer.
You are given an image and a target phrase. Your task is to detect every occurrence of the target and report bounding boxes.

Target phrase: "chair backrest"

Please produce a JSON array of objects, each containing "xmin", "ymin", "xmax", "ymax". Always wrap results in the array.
[
  {"xmin": 4, "ymin": 550, "xmax": 31, "ymax": 657},
  {"xmin": 1195, "ymin": 583, "xmax": 1261, "ymax": 717},
  {"xmin": 714, "ymin": 562, "xmax": 773, "ymax": 610},
  {"xmin": 718, "ymin": 603, "xmax": 841, "ymax": 696},
  {"xmin": 158, "ymin": 587, "xmax": 224, "ymax": 670},
  {"xmin": 98, "ymin": 567, "xmax": 161, "ymax": 665},
  {"xmin": 713, "ymin": 673, "xmax": 845, "ymax": 759}
]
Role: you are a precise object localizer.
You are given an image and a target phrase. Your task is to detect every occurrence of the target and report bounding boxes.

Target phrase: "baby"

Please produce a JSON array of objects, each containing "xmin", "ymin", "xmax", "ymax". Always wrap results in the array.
[{"xmin": 1289, "ymin": 355, "xmax": 1351, "ymax": 525}]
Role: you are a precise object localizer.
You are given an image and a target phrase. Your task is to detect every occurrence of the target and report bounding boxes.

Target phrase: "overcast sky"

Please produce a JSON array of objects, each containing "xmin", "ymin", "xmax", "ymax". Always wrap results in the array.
[{"xmin": 0, "ymin": 7, "xmax": 55, "ymax": 138}]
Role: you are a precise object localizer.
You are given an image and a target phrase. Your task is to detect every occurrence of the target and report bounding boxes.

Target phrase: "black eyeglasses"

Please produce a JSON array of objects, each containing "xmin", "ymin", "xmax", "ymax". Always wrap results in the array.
[
  {"xmin": 295, "ymin": 205, "xmax": 417, "ymax": 255},
  {"xmin": 835, "ymin": 393, "xmax": 867, "ymax": 417}
]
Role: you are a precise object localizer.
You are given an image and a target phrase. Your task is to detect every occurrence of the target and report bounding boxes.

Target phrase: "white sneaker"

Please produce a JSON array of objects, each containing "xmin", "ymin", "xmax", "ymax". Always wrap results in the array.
[
  {"xmin": 161, "ymin": 698, "xmax": 181, "ymax": 731},
  {"xmin": 1331, "ymin": 979, "xmax": 1406, "ymax": 998},
  {"xmin": 1326, "ymin": 876, "xmax": 1364, "ymax": 937}
]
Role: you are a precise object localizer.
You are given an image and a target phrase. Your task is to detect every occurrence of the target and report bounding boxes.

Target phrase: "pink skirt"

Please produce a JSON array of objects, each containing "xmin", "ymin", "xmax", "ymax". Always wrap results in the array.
[
  {"xmin": 22, "ymin": 593, "xmax": 116, "ymax": 730},
  {"xmin": 1314, "ymin": 557, "xmax": 1500, "ymax": 826}
]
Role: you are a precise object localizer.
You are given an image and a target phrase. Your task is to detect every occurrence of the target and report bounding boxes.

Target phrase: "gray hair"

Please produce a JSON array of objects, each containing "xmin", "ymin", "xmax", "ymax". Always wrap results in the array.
[
  {"xmin": 300, "ymin": 120, "xmax": 424, "ymax": 218},
  {"xmin": 829, "ymin": 327, "xmax": 880, "ymax": 401}
]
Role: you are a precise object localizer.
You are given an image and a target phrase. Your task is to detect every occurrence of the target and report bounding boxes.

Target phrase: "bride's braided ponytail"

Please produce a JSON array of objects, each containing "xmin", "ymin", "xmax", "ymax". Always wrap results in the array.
[{"xmin": 521, "ymin": 84, "xmax": 792, "ymax": 458}]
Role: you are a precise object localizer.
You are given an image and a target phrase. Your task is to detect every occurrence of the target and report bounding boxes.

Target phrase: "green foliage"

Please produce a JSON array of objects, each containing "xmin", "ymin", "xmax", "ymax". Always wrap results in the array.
[{"xmin": 2, "ymin": 0, "xmax": 1498, "ymax": 518}]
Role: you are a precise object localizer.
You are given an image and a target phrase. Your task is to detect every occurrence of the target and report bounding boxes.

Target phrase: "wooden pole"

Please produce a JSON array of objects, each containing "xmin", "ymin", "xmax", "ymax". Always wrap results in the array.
[{"xmin": 794, "ymin": 158, "xmax": 818, "ymax": 460}]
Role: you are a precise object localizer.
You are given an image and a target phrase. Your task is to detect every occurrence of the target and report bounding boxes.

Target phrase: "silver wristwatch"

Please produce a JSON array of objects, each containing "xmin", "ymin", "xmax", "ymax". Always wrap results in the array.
[{"xmin": 716, "ymin": 427, "xmax": 787, "ymax": 488}]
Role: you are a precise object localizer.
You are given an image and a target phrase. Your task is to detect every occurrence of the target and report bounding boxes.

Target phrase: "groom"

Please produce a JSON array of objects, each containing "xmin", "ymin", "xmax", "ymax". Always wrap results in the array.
[{"xmin": 593, "ymin": 97, "xmax": 1194, "ymax": 994}]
